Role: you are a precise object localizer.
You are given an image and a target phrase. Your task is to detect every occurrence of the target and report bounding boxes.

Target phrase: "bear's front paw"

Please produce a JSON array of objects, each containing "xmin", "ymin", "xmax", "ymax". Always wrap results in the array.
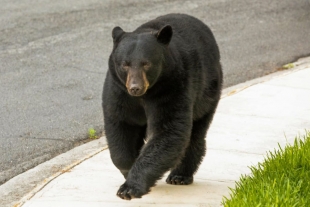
[
  {"xmin": 166, "ymin": 174, "xmax": 193, "ymax": 185},
  {"xmin": 116, "ymin": 182, "xmax": 146, "ymax": 200}
]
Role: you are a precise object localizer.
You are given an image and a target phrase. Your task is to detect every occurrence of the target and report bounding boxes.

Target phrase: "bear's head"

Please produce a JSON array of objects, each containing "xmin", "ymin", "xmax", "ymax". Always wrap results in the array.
[{"xmin": 110, "ymin": 25, "xmax": 173, "ymax": 97}]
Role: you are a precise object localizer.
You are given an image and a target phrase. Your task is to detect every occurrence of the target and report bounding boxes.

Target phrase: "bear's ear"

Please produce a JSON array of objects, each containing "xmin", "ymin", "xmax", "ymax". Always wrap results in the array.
[
  {"xmin": 112, "ymin": 26, "xmax": 125, "ymax": 43},
  {"xmin": 156, "ymin": 25, "xmax": 173, "ymax": 45}
]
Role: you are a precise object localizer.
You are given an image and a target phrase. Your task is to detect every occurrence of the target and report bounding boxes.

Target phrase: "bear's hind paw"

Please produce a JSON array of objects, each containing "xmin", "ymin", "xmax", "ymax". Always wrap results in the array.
[{"xmin": 166, "ymin": 174, "xmax": 193, "ymax": 185}]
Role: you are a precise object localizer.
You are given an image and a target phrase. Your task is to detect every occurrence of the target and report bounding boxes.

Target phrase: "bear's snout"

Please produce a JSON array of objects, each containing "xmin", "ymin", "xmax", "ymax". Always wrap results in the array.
[{"xmin": 125, "ymin": 69, "xmax": 149, "ymax": 97}]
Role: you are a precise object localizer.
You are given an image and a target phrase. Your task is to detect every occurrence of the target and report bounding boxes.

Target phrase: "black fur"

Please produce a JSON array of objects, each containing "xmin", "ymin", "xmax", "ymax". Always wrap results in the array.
[{"xmin": 102, "ymin": 13, "xmax": 223, "ymax": 200}]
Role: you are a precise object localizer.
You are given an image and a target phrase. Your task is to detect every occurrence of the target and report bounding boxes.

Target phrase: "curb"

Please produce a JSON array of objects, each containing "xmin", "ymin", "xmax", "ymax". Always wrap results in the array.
[
  {"xmin": 222, "ymin": 56, "xmax": 310, "ymax": 98},
  {"xmin": 0, "ymin": 136, "xmax": 107, "ymax": 207},
  {"xmin": 14, "ymin": 144, "xmax": 108, "ymax": 207}
]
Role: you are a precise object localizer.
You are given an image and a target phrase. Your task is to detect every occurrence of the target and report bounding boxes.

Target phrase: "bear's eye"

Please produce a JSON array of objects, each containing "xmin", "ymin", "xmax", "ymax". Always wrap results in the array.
[
  {"xmin": 141, "ymin": 61, "xmax": 151, "ymax": 71},
  {"xmin": 121, "ymin": 61, "xmax": 130, "ymax": 71}
]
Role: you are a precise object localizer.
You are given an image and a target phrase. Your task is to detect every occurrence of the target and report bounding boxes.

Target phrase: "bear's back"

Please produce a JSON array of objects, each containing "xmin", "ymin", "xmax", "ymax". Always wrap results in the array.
[{"xmin": 135, "ymin": 13, "xmax": 219, "ymax": 59}]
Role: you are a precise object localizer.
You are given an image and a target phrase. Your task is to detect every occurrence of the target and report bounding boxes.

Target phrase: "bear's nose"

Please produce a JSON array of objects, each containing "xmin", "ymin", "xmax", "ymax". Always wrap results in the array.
[{"xmin": 129, "ymin": 85, "xmax": 142, "ymax": 95}]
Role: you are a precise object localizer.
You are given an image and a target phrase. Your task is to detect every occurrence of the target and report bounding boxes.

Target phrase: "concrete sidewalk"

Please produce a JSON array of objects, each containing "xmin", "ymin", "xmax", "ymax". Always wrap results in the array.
[{"xmin": 17, "ymin": 58, "xmax": 310, "ymax": 207}]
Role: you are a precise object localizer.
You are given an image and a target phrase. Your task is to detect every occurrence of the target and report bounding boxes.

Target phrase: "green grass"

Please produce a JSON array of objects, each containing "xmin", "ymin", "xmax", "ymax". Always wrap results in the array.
[
  {"xmin": 282, "ymin": 63, "xmax": 295, "ymax": 69},
  {"xmin": 222, "ymin": 131, "xmax": 310, "ymax": 207},
  {"xmin": 88, "ymin": 128, "xmax": 98, "ymax": 139}
]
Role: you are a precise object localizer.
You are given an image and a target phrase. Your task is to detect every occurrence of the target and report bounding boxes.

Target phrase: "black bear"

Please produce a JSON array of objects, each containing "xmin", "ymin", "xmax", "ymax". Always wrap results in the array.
[{"xmin": 102, "ymin": 13, "xmax": 223, "ymax": 200}]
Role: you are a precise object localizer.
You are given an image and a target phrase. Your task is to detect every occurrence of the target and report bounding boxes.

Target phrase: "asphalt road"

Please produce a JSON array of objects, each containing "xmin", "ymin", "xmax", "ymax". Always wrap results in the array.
[{"xmin": 0, "ymin": 0, "xmax": 309, "ymax": 185}]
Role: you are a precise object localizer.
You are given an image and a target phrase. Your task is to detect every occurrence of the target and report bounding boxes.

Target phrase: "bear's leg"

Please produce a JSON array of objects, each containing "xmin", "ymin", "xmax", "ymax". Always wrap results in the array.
[
  {"xmin": 106, "ymin": 123, "xmax": 146, "ymax": 178},
  {"xmin": 116, "ymin": 102, "xmax": 193, "ymax": 200},
  {"xmin": 166, "ymin": 112, "xmax": 215, "ymax": 185}
]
